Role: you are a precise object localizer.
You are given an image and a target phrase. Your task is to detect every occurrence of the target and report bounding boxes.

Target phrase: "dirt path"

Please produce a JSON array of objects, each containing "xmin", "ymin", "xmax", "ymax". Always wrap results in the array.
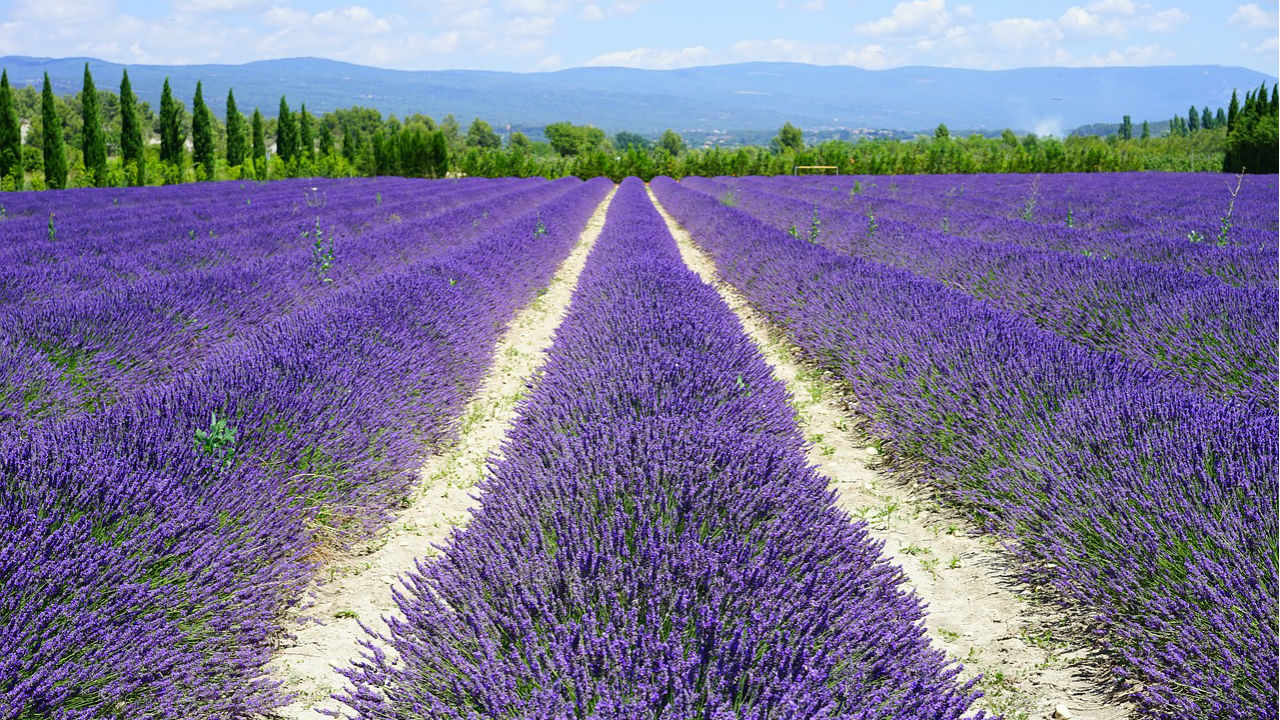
[
  {"xmin": 266, "ymin": 188, "xmax": 617, "ymax": 720},
  {"xmin": 648, "ymin": 187, "xmax": 1132, "ymax": 720}
]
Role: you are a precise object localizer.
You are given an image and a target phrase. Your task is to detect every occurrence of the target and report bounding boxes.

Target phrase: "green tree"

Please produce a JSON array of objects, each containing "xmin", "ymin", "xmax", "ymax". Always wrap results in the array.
[
  {"xmin": 614, "ymin": 131, "xmax": 649, "ymax": 151},
  {"xmin": 251, "ymin": 108, "xmax": 266, "ymax": 179},
  {"xmin": 1215, "ymin": 107, "xmax": 1227, "ymax": 128},
  {"xmin": 658, "ymin": 129, "xmax": 686, "ymax": 156},
  {"xmin": 1227, "ymin": 89, "xmax": 1240, "ymax": 131},
  {"xmin": 318, "ymin": 122, "xmax": 334, "ymax": 157},
  {"xmin": 225, "ymin": 88, "xmax": 245, "ymax": 167},
  {"xmin": 1187, "ymin": 104, "xmax": 1199, "ymax": 132},
  {"xmin": 1119, "ymin": 115, "xmax": 1132, "ymax": 140},
  {"xmin": 773, "ymin": 122, "xmax": 804, "ymax": 153},
  {"xmin": 1140, "ymin": 120, "xmax": 1150, "ymax": 140},
  {"xmin": 298, "ymin": 103, "xmax": 313, "ymax": 161},
  {"xmin": 466, "ymin": 118, "xmax": 501, "ymax": 149},
  {"xmin": 80, "ymin": 64, "xmax": 107, "ymax": 186},
  {"xmin": 1200, "ymin": 106, "xmax": 1213, "ymax": 130},
  {"xmin": 0, "ymin": 70, "xmax": 22, "ymax": 181},
  {"xmin": 509, "ymin": 130, "xmax": 531, "ymax": 152},
  {"xmin": 119, "ymin": 70, "xmax": 144, "ymax": 184},
  {"xmin": 544, "ymin": 121, "xmax": 606, "ymax": 156},
  {"xmin": 41, "ymin": 73, "xmax": 67, "ymax": 189},
  {"xmin": 276, "ymin": 96, "xmax": 295, "ymax": 162},
  {"xmin": 429, "ymin": 130, "xmax": 449, "ymax": 177},
  {"xmin": 159, "ymin": 77, "xmax": 185, "ymax": 167},
  {"xmin": 934, "ymin": 122, "xmax": 950, "ymax": 139},
  {"xmin": 191, "ymin": 81, "xmax": 214, "ymax": 178}
]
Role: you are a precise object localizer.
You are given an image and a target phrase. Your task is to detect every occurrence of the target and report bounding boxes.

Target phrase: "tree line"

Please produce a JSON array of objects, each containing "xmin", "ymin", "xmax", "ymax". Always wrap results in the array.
[{"xmin": 6, "ymin": 64, "xmax": 1276, "ymax": 190}]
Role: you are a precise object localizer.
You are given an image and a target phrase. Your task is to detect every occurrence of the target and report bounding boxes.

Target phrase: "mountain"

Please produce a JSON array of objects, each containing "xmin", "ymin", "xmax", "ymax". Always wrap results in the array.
[{"xmin": 5, "ymin": 56, "xmax": 1274, "ymax": 136}]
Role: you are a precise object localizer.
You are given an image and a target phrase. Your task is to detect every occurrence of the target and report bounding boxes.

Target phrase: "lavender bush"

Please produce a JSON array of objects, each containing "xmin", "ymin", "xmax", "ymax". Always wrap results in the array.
[
  {"xmin": 337, "ymin": 178, "xmax": 981, "ymax": 719},
  {"xmin": 651, "ymin": 175, "xmax": 1277, "ymax": 720},
  {"xmin": 684, "ymin": 176, "xmax": 1276, "ymax": 410},
  {"xmin": 0, "ymin": 177, "xmax": 612, "ymax": 718}
]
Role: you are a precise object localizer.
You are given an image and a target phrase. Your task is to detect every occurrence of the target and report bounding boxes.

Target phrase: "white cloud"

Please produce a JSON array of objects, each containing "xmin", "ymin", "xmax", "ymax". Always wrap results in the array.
[
  {"xmin": 578, "ymin": 4, "xmax": 604, "ymax": 21},
  {"xmin": 777, "ymin": 0, "xmax": 827, "ymax": 10},
  {"xmin": 856, "ymin": 0, "xmax": 950, "ymax": 36},
  {"xmin": 837, "ymin": 44, "xmax": 891, "ymax": 68},
  {"xmin": 1229, "ymin": 3, "xmax": 1278, "ymax": 29},
  {"xmin": 1141, "ymin": 8, "xmax": 1189, "ymax": 32},
  {"xmin": 1058, "ymin": 6, "xmax": 1126, "ymax": 37},
  {"xmin": 986, "ymin": 17, "xmax": 1062, "ymax": 49},
  {"xmin": 1085, "ymin": 0, "xmax": 1137, "ymax": 14},
  {"xmin": 261, "ymin": 5, "xmax": 308, "ymax": 26},
  {"xmin": 585, "ymin": 45, "xmax": 711, "ymax": 68},
  {"xmin": 503, "ymin": 15, "xmax": 555, "ymax": 36},
  {"xmin": 13, "ymin": 0, "xmax": 113, "ymax": 22},
  {"xmin": 1084, "ymin": 43, "xmax": 1174, "ymax": 64},
  {"xmin": 730, "ymin": 38, "xmax": 824, "ymax": 63},
  {"xmin": 1246, "ymin": 35, "xmax": 1279, "ymax": 52},
  {"xmin": 175, "ymin": 0, "xmax": 269, "ymax": 12}
]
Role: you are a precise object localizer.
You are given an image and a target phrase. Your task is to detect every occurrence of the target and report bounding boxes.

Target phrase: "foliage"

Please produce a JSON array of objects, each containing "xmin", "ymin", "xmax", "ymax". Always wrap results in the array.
[
  {"xmin": 41, "ymin": 73, "xmax": 67, "ymax": 189},
  {"xmin": 80, "ymin": 64, "xmax": 108, "ymax": 187}
]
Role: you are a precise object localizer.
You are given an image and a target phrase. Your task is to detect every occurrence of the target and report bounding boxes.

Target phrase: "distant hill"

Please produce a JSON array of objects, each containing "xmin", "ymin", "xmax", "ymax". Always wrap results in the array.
[{"xmin": 5, "ymin": 56, "xmax": 1274, "ymax": 137}]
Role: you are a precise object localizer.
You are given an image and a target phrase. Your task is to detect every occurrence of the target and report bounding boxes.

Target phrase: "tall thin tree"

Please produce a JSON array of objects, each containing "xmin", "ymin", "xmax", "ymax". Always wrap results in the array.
[
  {"xmin": 298, "ymin": 103, "xmax": 313, "ymax": 161},
  {"xmin": 41, "ymin": 73, "xmax": 67, "ymax": 189},
  {"xmin": 251, "ymin": 108, "xmax": 266, "ymax": 180},
  {"xmin": 225, "ymin": 88, "xmax": 245, "ymax": 168},
  {"xmin": 159, "ymin": 78, "xmax": 185, "ymax": 167},
  {"xmin": 119, "ymin": 69, "xmax": 144, "ymax": 185},
  {"xmin": 0, "ymin": 70, "xmax": 22, "ymax": 182},
  {"xmin": 191, "ymin": 81, "xmax": 214, "ymax": 178},
  {"xmin": 80, "ymin": 63, "xmax": 107, "ymax": 186},
  {"xmin": 276, "ymin": 96, "xmax": 295, "ymax": 162}
]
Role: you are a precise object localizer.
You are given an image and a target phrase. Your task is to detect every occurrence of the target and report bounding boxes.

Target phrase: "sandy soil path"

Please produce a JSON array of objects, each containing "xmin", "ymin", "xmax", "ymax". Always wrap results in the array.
[
  {"xmin": 265, "ymin": 188, "xmax": 617, "ymax": 720},
  {"xmin": 648, "ymin": 186, "xmax": 1132, "ymax": 720}
]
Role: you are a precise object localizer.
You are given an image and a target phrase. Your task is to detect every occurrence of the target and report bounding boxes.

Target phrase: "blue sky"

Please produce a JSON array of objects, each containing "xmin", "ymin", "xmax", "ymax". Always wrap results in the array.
[{"xmin": 0, "ymin": 0, "xmax": 1275, "ymax": 73}]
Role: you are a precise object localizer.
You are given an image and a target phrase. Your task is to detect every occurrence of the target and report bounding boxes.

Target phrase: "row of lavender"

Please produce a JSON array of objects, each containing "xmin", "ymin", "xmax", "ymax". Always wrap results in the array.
[
  {"xmin": 0, "ymin": 177, "xmax": 572, "ymax": 422},
  {"xmin": 685, "ymin": 176, "xmax": 1276, "ymax": 410},
  {"xmin": 651, "ymin": 176, "xmax": 1276, "ymax": 720},
  {"xmin": 337, "ymin": 178, "xmax": 981, "ymax": 718},
  {"xmin": 762, "ymin": 173, "xmax": 1277, "ymax": 288},
  {"xmin": 0, "ymin": 177, "xmax": 612, "ymax": 717},
  {"xmin": 0, "ymin": 178, "xmax": 515, "ymax": 307},
  {"xmin": 792, "ymin": 172, "xmax": 1279, "ymax": 241}
]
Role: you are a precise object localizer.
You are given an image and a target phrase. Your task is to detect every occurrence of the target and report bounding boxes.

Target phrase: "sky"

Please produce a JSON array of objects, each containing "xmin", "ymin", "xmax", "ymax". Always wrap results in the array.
[{"xmin": 0, "ymin": 0, "xmax": 1275, "ymax": 74}]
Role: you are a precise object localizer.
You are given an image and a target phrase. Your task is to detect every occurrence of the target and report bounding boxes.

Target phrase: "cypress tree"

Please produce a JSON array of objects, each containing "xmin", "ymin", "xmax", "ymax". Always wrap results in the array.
[
  {"xmin": 119, "ymin": 70, "xmax": 144, "ymax": 184},
  {"xmin": 429, "ymin": 130, "xmax": 448, "ymax": 178},
  {"xmin": 1119, "ymin": 114, "xmax": 1132, "ymax": 140},
  {"xmin": 1216, "ymin": 107, "xmax": 1227, "ymax": 128},
  {"xmin": 159, "ymin": 78, "xmax": 185, "ymax": 166},
  {"xmin": 1187, "ymin": 105, "xmax": 1199, "ymax": 132},
  {"xmin": 191, "ymin": 81, "xmax": 214, "ymax": 178},
  {"xmin": 276, "ymin": 96, "xmax": 295, "ymax": 162},
  {"xmin": 1272, "ymin": 83, "xmax": 1278, "ymax": 113},
  {"xmin": 225, "ymin": 89, "xmax": 245, "ymax": 167},
  {"xmin": 1201, "ymin": 106, "xmax": 1213, "ymax": 130},
  {"xmin": 41, "ymin": 73, "xmax": 67, "ymax": 189},
  {"xmin": 1140, "ymin": 120, "xmax": 1150, "ymax": 140},
  {"xmin": 80, "ymin": 63, "xmax": 107, "ymax": 186},
  {"xmin": 318, "ymin": 122, "xmax": 334, "ymax": 157},
  {"xmin": 298, "ymin": 103, "xmax": 313, "ymax": 161},
  {"xmin": 341, "ymin": 121, "xmax": 359, "ymax": 163},
  {"xmin": 0, "ymin": 70, "xmax": 21, "ymax": 181},
  {"xmin": 1227, "ymin": 90, "xmax": 1240, "ymax": 131},
  {"xmin": 251, "ymin": 108, "xmax": 266, "ymax": 180}
]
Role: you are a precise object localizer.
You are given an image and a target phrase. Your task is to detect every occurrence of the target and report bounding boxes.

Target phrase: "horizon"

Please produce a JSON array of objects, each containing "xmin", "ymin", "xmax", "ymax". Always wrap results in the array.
[
  {"xmin": 2, "ymin": 52, "xmax": 1278, "ymax": 77},
  {"xmin": 0, "ymin": 0, "xmax": 1275, "ymax": 75}
]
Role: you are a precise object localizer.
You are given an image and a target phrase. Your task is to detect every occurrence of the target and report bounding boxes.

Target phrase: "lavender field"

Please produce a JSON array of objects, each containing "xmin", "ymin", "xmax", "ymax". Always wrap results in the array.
[{"xmin": 0, "ymin": 172, "xmax": 1275, "ymax": 720}]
